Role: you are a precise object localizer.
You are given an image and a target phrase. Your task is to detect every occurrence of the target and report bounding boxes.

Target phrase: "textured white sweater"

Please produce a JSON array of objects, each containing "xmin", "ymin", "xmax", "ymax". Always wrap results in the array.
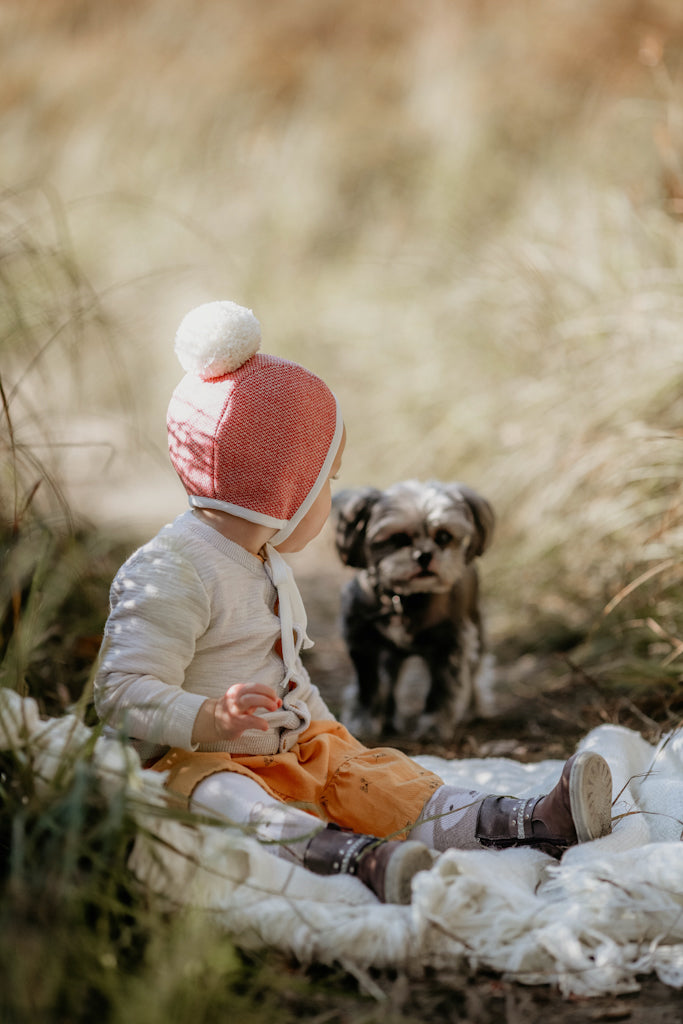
[{"xmin": 94, "ymin": 511, "xmax": 334, "ymax": 758}]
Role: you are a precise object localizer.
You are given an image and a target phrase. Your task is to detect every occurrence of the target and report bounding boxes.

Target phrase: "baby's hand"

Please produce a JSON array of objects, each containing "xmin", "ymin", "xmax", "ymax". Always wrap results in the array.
[
  {"xmin": 192, "ymin": 683, "xmax": 283, "ymax": 744},
  {"xmin": 213, "ymin": 682, "xmax": 283, "ymax": 738}
]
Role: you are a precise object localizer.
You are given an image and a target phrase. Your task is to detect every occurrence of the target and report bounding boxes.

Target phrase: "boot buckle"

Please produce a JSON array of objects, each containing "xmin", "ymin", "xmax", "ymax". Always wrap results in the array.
[{"xmin": 519, "ymin": 796, "xmax": 538, "ymax": 839}]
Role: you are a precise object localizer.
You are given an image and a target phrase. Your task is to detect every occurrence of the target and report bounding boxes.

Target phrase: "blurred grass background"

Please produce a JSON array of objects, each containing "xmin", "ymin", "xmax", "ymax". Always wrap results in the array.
[
  {"xmin": 1, "ymin": 0, "xmax": 683, "ymax": 1020},
  {"xmin": 4, "ymin": 0, "xmax": 680, "ymax": 689}
]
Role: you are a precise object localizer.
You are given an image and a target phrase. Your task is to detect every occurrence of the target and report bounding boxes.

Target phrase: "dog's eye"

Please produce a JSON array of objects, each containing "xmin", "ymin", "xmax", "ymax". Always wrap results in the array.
[
  {"xmin": 373, "ymin": 532, "xmax": 412, "ymax": 550},
  {"xmin": 434, "ymin": 529, "xmax": 453, "ymax": 548}
]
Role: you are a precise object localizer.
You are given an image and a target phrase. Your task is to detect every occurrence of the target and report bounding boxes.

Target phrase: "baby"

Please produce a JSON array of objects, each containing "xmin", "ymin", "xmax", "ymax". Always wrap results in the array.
[{"xmin": 95, "ymin": 301, "xmax": 613, "ymax": 904}]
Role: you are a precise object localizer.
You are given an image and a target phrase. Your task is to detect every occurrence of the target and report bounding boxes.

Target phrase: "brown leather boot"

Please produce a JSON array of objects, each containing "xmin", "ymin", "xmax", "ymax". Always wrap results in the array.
[
  {"xmin": 475, "ymin": 751, "xmax": 613, "ymax": 858},
  {"xmin": 303, "ymin": 824, "xmax": 434, "ymax": 904}
]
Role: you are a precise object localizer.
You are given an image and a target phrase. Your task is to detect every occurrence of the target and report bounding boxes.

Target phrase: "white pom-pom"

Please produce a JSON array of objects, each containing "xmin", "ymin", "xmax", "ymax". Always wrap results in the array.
[{"xmin": 174, "ymin": 301, "xmax": 261, "ymax": 378}]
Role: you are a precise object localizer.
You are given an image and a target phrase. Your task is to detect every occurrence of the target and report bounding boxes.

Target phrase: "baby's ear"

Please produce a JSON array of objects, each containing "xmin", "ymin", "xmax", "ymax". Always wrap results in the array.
[
  {"xmin": 331, "ymin": 487, "xmax": 382, "ymax": 568},
  {"xmin": 446, "ymin": 483, "xmax": 495, "ymax": 562}
]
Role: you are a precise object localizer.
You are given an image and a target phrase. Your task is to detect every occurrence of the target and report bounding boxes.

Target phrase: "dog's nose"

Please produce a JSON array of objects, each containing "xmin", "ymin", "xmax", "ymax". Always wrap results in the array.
[{"xmin": 414, "ymin": 550, "xmax": 433, "ymax": 570}]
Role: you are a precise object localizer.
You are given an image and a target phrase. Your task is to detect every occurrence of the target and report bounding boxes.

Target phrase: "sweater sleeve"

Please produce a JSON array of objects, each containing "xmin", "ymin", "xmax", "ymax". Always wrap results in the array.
[{"xmin": 94, "ymin": 543, "xmax": 211, "ymax": 750}]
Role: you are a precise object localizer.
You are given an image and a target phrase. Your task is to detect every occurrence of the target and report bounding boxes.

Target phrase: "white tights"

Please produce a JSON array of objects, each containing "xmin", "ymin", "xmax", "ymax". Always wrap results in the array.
[
  {"xmin": 192, "ymin": 772, "xmax": 487, "ymax": 858},
  {"xmin": 192, "ymin": 772, "xmax": 323, "ymax": 866}
]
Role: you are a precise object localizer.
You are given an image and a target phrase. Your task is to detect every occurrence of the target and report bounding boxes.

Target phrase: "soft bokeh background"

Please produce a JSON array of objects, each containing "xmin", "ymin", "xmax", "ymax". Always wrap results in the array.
[
  {"xmin": 2, "ymin": 0, "xmax": 683, "ymax": 685},
  {"xmin": 3, "ymin": 4, "xmax": 683, "ymax": 1019}
]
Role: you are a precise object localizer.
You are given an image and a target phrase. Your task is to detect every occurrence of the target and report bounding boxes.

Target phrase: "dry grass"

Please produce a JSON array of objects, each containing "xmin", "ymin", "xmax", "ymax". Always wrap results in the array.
[{"xmin": 2, "ymin": 0, "xmax": 682, "ymax": 782}]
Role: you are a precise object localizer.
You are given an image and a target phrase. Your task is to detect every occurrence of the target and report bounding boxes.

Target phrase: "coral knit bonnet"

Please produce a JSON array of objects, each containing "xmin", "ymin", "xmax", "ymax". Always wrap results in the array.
[{"xmin": 167, "ymin": 301, "xmax": 344, "ymax": 546}]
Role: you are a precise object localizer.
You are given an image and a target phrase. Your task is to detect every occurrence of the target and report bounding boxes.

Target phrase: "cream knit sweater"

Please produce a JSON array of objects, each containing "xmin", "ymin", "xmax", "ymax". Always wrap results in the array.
[{"xmin": 94, "ymin": 511, "xmax": 334, "ymax": 759}]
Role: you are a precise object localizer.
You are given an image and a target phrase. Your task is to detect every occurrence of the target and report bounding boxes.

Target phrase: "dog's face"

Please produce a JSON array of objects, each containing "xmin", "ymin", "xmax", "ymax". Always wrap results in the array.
[{"xmin": 333, "ymin": 480, "xmax": 494, "ymax": 596}]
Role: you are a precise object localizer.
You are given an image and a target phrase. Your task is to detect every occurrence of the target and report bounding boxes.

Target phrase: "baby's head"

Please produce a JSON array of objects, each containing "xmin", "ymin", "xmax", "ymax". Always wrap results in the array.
[{"xmin": 167, "ymin": 301, "xmax": 344, "ymax": 548}]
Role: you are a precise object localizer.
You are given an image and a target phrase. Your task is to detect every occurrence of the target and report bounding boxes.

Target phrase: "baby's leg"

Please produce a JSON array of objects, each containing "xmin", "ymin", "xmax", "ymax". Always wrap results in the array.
[
  {"xmin": 409, "ymin": 752, "xmax": 613, "ymax": 858},
  {"xmin": 192, "ymin": 771, "xmax": 323, "ymax": 865},
  {"xmin": 191, "ymin": 770, "xmax": 433, "ymax": 904},
  {"xmin": 409, "ymin": 785, "xmax": 485, "ymax": 850}
]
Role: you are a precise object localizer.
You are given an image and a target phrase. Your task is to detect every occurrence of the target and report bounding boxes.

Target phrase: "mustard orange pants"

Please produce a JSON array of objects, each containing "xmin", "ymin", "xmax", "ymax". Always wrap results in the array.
[{"xmin": 150, "ymin": 719, "xmax": 443, "ymax": 839}]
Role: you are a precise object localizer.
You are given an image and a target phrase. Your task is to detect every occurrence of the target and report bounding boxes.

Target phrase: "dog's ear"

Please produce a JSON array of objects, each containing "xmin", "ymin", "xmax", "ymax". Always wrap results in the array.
[
  {"xmin": 331, "ymin": 487, "xmax": 382, "ymax": 568},
  {"xmin": 448, "ymin": 483, "xmax": 495, "ymax": 562}
]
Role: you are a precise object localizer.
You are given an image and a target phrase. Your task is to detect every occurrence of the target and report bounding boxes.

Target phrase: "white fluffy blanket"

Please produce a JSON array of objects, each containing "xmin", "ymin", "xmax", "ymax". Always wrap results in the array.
[{"xmin": 2, "ymin": 689, "xmax": 682, "ymax": 998}]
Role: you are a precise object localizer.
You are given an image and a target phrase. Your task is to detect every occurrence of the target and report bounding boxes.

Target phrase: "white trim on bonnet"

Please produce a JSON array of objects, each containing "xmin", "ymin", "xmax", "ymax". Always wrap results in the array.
[
  {"xmin": 187, "ymin": 495, "xmax": 287, "ymax": 530},
  {"xmin": 270, "ymin": 396, "xmax": 344, "ymax": 546},
  {"xmin": 186, "ymin": 395, "xmax": 344, "ymax": 545}
]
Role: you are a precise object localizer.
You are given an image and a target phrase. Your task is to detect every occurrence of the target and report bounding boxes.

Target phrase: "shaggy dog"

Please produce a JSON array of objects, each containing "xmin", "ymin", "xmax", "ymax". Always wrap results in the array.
[{"xmin": 332, "ymin": 480, "xmax": 494, "ymax": 741}]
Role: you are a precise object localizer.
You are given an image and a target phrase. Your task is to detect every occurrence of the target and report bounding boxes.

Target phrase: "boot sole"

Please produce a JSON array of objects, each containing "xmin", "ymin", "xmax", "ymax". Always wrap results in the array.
[
  {"xmin": 383, "ymin": 840, "xmax": 435, "ymax": 905},
  {"xmin": 568, "ymin": 751, "xmax": 613, "ymax": 842}
]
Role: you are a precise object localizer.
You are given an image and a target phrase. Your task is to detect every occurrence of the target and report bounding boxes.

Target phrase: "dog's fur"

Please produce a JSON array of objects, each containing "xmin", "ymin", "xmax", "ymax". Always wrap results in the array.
[{"xmin": 332, "ymin": 480, "xmax": 494, "ymax": 741}]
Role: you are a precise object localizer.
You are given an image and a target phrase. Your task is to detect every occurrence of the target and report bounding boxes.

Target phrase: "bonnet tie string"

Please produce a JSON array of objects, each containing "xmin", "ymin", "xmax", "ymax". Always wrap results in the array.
[{"xmin": 264, "ymin": 544, "xmax": 313, "ymax": 677}]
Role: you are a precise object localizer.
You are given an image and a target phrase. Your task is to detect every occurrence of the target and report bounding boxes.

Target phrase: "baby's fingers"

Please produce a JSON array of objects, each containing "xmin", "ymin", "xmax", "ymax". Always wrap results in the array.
[{"xmin": 234, "ymin": 690, "xmax": 282, "ymax": 715}]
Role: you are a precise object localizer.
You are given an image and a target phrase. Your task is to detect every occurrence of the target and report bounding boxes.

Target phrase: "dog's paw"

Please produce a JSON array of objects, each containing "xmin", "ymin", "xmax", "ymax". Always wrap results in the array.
[
  {"xmin": 414, "ymin": 710, "xmax": 468, "ymax": 743},
  {"xmin": 414, "ymin": 712, "xmax": 444, "ymax": 741},
  {"xmin": 471, "ymin": 652, "xmax": 498, "ymax": 718},
  {"xmin": 341, "ymin": 705, "xmax": 383, "ymax": 741}
]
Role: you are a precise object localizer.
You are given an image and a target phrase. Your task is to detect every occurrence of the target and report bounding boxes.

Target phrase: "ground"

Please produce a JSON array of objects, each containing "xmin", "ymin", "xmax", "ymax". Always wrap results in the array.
[{"xmin": 267, "ymin": 966, "xmax": 682, "ymax": 1023}]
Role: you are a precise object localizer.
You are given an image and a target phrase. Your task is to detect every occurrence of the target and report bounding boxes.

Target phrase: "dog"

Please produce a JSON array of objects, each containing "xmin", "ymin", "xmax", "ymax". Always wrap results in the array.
[{"xmin": 332, "ymin": 480, "xmax": 494, "ymax": 741}]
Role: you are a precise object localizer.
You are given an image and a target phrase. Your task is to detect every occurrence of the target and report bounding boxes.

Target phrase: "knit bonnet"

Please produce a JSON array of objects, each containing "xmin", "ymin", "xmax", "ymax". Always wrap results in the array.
[{"xmin": 167, "ymin": 301, "xmax": 343, "ymax": 546}]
